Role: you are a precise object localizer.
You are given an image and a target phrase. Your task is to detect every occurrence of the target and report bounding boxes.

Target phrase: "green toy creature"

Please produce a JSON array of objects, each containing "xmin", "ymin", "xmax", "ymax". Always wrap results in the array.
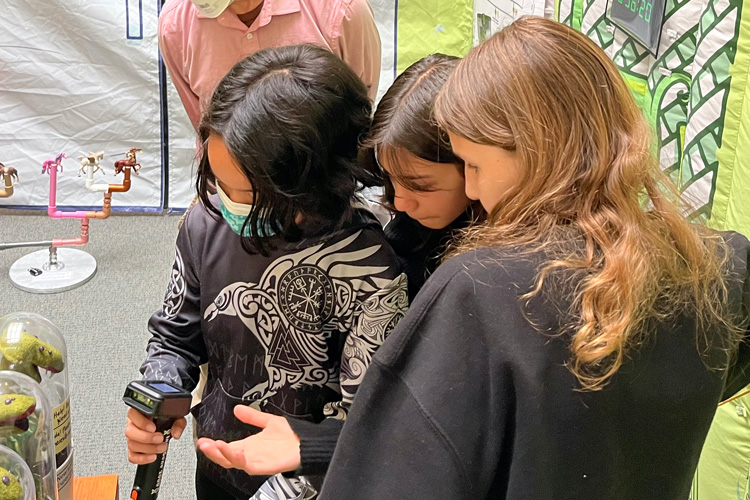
[
  {"xmin": 0, "ymin": 467, "xmax": 22, "ymax": 500},
  {"xmin": 0, "ymin": 395, "xmax": 35, "ymax": 438},
  {"xmin": 0, "ymin": 329, "xmax": 64, "ymax": 383}
]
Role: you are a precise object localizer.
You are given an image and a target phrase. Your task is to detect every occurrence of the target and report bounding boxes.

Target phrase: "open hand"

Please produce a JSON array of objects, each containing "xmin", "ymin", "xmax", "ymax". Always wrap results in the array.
[{"xmin": 197, "ymin": 406, "xmax": 301, "ymax": 476}]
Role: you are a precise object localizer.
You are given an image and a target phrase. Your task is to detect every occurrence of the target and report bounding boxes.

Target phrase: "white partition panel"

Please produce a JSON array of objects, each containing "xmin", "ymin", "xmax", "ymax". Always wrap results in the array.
[{"xmin": 0, "ymin": 0, "xmax": 162, "ymax": 211}]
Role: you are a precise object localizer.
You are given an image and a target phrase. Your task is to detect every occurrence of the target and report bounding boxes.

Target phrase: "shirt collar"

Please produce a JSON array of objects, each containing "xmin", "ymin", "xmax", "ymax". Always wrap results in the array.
[{"xmin": 196, "ymin": 0, "xmax": 301, "ymax": 27}]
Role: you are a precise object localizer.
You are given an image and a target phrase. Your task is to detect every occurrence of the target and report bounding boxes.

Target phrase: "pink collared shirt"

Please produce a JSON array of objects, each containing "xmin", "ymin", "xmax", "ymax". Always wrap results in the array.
[{"xmin": 159, "ymin": 0, "xmax": 382, "ymax": 129}]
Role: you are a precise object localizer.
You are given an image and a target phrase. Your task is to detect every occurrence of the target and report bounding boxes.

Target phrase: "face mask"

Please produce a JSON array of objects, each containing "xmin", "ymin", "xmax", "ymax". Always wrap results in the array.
[
  {"xmin": 217, "ymin": 185, "xmax": 275, "ymax": 237},
  {"xmin": 190, "ymin": 0, "xmax": 234, "ymax": 18}
]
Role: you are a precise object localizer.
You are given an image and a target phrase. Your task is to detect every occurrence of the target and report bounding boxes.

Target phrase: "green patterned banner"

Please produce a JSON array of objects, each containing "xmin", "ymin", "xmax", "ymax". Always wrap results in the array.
[
  {"xmin": 395, "ymin": 0, "xmax": 474, "ymax": 74},
  {"xmin": 554, "ymin": 0, "xmax": 750, "ymax": 237}
]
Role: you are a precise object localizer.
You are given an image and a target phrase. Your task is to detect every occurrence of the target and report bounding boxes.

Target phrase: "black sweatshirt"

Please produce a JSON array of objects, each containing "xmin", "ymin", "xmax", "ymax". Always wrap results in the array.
[
  {"xmin": 288, "ymin": 210, "xmax": 473, "ymax": 475},
  {"xmin": 319, "ymin": 233, "xmax": 750, "ymax": 500},
  {"xmin": 140, "ymin": 200, "xmax": 408, "ymax": 496},
  {"xmin": 385, "ymin": 210, "xmax": 474, "ymax": 301}
]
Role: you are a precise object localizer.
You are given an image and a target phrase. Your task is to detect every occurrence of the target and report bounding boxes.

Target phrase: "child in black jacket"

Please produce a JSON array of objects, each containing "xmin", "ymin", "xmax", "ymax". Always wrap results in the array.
[
  {"xmin": 125, "ymin": 45, "xmax": 408, "ymax": 500},
  {"xmin": 195, "ymin": 53, "xmax": 483, "ymax": 487}
]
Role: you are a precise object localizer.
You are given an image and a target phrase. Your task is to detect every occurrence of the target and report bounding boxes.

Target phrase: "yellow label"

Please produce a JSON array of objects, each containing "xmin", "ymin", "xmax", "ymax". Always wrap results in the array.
[{"xmin": 53, "ymin": 398, "xmax": 71, "ymax": 455}]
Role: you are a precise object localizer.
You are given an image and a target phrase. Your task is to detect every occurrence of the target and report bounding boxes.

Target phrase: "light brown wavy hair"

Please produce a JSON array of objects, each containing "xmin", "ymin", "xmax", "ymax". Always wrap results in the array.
[{"xmin": 435, "ymin": 17, "xmax": 742, "ymax": 390}]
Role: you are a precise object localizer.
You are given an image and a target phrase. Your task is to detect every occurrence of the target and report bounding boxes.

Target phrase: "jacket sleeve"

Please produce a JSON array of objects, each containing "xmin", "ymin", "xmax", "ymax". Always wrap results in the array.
[
  {"xmin": 158, "ymin": 12, "xmax": 202, "ymax": 130},
  {"xmin": 323, "ymin": 272, "xmax": 409, "ymax": 419},
  {"xmin": 723, "ymin": 338, "xmax": 750, "ymax": 401},
  {"xmin": 333, "ymin": 0, "xmax": 382, "ymax": 101},
  {"xmin": 140, "ymin": 209, "xmax": 207, "ymax": 391},
  {"xmin": 289, "ymin": 273, "xmax": 407, "ymax": 476},
  {"xmin": 286, "ymin": 417, "xmax": 344, "ymax": 476},
  {"xmin": 722, "ymin": 239, "xmax": 750, "ymax": 400},
  {"xmin": 319, "ymin": 260, "xmax": 512, "ymax": 500}
]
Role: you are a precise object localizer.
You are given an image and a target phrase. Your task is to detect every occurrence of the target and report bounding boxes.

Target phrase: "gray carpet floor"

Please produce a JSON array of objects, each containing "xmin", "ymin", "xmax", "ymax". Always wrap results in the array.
[{"xmin": 0, "ymin": 212, "xmax": 196, "ymax": 500}]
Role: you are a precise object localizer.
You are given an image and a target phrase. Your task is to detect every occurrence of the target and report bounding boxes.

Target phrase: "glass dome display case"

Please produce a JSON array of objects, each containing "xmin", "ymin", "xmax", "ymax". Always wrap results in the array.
[
  {"xmin": 0, "ymin": 313, "xmax": 73, "ymax": 500},
  {"xmin": 0, "ymin": 444, "xmax": 37, "ymax": 500}
]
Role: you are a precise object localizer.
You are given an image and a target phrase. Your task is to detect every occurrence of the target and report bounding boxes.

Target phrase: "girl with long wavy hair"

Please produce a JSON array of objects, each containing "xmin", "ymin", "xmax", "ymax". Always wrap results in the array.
[{"xmin": 319, "ymin": 17, "xmax": 750, "ymax": 500}]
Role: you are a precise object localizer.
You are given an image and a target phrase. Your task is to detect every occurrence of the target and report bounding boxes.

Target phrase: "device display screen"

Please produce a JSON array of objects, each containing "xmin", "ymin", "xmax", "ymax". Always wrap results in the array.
[
  {"xmin": 607, "ymin": 0, "xmax": 666, "ymax": 55},
  {"xmin": 149, "ymin": 382, "xmax": 180, "ymax": 393}
]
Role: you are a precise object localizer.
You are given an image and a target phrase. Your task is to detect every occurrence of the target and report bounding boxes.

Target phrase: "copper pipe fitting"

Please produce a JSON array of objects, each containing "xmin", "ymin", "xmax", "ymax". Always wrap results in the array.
[
  {"xmin": 86, "ymin": 193, "xmax": 112, "ymax": 219},
  {"xmin": 0, "ymin": 173, "xmax": 13, "ymax": 198},
  {"xmin": 108, "ymin": 166, "xmax": 132, "ymax": 193}
]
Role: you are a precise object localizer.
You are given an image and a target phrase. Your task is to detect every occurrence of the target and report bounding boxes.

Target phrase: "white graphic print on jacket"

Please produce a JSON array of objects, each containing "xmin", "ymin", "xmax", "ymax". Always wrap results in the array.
[
  {"xmin": 163, "ymin": 247, "xmax": 185, "ymax": 320},
  {"xmin": 203, "ymin": 230, "xmax": 408, "ymax": 414}
]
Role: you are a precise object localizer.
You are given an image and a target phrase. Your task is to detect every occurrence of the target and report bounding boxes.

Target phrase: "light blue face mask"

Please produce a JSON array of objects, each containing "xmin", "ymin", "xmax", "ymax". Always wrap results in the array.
[{"xmin": 217, "ymin": 185, "xmax": 275, "ymax": 237}]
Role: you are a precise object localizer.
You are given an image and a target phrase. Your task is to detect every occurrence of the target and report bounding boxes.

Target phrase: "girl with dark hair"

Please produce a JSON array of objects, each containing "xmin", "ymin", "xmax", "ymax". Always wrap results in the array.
[
  {"xmin": 366, "ymin": 53, "xmax": 479, "ymax": 299},
  {"xmin": 190, "ymin": 55, "xmax": 479, "ymax": 492},
  {"xmin": 125, "ymin": 44, "xmax": 408, "ymax": 500}
]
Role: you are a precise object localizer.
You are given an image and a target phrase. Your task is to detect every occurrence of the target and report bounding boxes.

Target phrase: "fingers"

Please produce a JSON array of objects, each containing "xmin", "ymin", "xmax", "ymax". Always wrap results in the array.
[
  {"xmin": 201, "ymin": 440, "xmax": 247, "ymax": 472},
  {"xmin": 126, "ymin": 427, "xmax": 167, "ymax": 465},
  {"xmin": 128, "ymin": 440, "xmax": 168, "ymax": 455},
  {"xmin": 242, "ymin": 446, "xmax": 301, "ymax": 476},
  {"xmin": 197, "ymin": 440, "xmax": 234, "ymax": 469},
  {"xmin": 126, "ymin": 419, "xmax": 163, "ymax": 445},
  {"xmin": 128, "ymin": 451, "xmax": 157, "ymax": 465},
  {"xmin": 216, "ymin": 440, "xmax": 246, "ymax": 468},
  {"xmin": 126, "ymin": 408, "xmax": 166, "ymax": 465},
  {"xmin": 127, "ymin": 408, "xmax": 156, "ymax": 432},
  {"xmin": 233, "ymin": 405, "xmax": 273, "ymax": 428},
  {"xmin": 171, "ymin": 417, "xmax": 187, "ymax": 440}
]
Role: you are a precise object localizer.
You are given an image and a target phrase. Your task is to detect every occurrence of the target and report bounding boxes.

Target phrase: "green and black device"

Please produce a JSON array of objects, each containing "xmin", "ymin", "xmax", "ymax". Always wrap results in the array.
[
  {"xmin": 123, "ymin": 380, "xmax": 192, "ymax": 500},
  {"xmin": 607, "ymin": 0, "xmax": 667, "ymax": 55}
]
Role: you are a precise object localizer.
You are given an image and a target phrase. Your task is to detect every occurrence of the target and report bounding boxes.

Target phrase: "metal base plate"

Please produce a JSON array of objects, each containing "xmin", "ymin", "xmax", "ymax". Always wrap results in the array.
[{"xmin": 9, "ymin": 248, "xmax": 97, "ymax": 293}]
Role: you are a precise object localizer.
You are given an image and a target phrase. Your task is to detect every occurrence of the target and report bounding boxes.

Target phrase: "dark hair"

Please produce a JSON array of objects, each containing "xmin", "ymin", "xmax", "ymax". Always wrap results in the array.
[
  {"xmin": 197, "ymin": 44, "xmax": 377, "ymax": 255},
  {"xmin": 360, "ymin": 54, "xmax": 461, "ymax": 208}
]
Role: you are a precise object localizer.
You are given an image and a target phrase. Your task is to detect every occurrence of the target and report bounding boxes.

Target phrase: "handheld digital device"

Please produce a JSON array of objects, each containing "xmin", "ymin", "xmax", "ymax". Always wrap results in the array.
[
  {"xmin": 123, "ymin": 380, "xmax": 192, "ymax": 500},
  {"xmin": 607, "ymin": 0, "xmax": 667, "ymax": 55}
]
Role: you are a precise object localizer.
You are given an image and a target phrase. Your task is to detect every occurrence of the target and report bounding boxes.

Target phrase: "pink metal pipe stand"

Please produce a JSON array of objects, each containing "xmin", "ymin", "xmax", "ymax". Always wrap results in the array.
[{"xmin": 4, "ymin": 151, "xmax": 140, "ymax": 293}]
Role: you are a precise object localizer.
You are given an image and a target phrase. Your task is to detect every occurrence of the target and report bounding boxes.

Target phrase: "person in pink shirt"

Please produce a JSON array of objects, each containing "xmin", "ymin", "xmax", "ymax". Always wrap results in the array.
[{"xmin": 160, "ymin": 0, "xmax": 382, "ymax": 129}]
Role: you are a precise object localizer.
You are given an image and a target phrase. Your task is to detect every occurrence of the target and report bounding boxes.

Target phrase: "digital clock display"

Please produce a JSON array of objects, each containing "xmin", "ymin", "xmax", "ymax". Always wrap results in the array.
[{"xmin": 607, "ymin": 0, "xmax": 666, "ymax": 55}]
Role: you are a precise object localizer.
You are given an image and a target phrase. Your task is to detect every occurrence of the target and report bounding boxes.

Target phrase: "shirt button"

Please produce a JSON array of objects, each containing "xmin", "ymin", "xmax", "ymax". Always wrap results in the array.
[{"xmin": 246, "ymin": 33, "xmax": 253, "ymax": 39}]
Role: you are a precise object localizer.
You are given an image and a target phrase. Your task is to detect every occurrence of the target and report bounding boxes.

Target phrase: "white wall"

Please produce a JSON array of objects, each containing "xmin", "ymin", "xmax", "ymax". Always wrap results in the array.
[{"xmin": 0, "ymin": 0, "xmax": 163, "ymax": 211}]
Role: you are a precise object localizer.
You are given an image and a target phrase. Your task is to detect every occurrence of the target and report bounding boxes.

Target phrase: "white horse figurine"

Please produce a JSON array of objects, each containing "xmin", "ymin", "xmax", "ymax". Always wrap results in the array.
[{"xmin": 77, "ymin": 151, "xmax": 104, "ymax": 177}]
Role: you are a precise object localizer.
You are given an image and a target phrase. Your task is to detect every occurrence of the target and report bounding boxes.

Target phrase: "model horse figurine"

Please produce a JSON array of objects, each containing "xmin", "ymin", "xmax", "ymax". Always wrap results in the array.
[
  {"xmin": 0, "ymin": 162, "xmax": 19, "ymax": 198},
  {"xmin": 76, "ymin": 151, "xmax": 104, "ymax": 177},
  {"xmin": 114, "ymin": 148, "xmax": 142, "ymax": 175},
  {"xmin": 0, "ymin": 163, "xmax": 18, "ymax": 183},
  {"xmin": 41, "ymin": 153, "xmax": 66, "ymax": 174}
]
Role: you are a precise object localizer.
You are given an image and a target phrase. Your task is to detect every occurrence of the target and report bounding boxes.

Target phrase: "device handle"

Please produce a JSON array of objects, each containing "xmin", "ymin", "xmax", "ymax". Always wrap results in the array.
[{"xmin": 130, "ymin": 418, "xmax": 175, "ymax": 500}]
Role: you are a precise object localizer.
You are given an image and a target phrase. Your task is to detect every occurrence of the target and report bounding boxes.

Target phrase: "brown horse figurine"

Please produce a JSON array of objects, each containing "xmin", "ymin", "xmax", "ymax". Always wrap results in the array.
[
  {"xmin": 0, "ymin": 162, "xmax": 18, "ymax": 182},
  {"xmin": 114, "ymin": 148, "xmax": 143, "ymax": 175},
  {"xmin": 0, "ymin": 162, "xmax": 18, "ymax": 198}
]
